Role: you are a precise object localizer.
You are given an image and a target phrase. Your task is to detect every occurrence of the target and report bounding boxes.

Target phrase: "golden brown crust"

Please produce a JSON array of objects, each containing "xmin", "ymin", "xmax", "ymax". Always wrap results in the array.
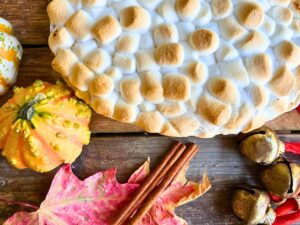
[
  {"xmin": 120, "ymin": 6, "xmax": 151, "ymax": 31},
  {"xmin": 163, "ymin": 73, "xmax": 191, "ymax": 101},
  {"xmin": 136, "ymin": 50, "xmax": 159, "ymax": 72},
  {"xmin": 245, "ymin": 54, "xmax": 272, "ymax": 83},
  {"xmin": 190, "ymin": 29, "xmax": 219, "ymax": 54},
  {"xmin": 155, "ymin": 43, "xmax": 184, "ymax": 67},
  {"xmin": 88, "ymin": 75, "xmax": 114, "ymax": 97},
  {"xmin": 140, "ymin": 71, "xmax": 164, "ymax": 103},
  {"xmin": 269, "ymin": 66, "xmax": 295, "ymax": 97},
  {"xmin": 208, "ymin": 77, "xmax": 239, "ymax": 104},
  {"xmin": 120, "ymin": 77, "xmax": 143, "ymax": 105},
  {"xmin": 236, "ymin": 1, "xmax": 264, "ymax": 29},
  {"xmin": 92, "ymin": 15, "xmax": 121, "ymax": 44},
  {"xmin": 197, "ymin": 95, "xmax": 231, "ymax": 125},
  {"xmin": 136, "ymin": 112, "xmax": 164, "ymax": 133}
]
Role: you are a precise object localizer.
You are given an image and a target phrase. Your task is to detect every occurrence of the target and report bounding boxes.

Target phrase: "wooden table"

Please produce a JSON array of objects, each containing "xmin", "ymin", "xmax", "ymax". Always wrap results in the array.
[{"xmin": 0, "ymin": 1, "xmax": 300, "ymax": 224}]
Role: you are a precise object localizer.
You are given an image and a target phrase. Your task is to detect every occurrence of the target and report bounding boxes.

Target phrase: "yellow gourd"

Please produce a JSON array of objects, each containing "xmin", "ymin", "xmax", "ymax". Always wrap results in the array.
[
  {"xmin": 0, "ymin": 80, "xmax": 92, "ymax": 172},
  {"xmin": 0, "ymin": 17, "xmax": 23, "ymax": 95}
]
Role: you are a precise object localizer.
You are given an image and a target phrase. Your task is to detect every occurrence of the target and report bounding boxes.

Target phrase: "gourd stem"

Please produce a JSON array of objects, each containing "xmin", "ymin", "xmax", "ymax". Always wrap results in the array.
[{"xmin": 17, "ymin": 93, "xmax": 46, "ymax": 121}]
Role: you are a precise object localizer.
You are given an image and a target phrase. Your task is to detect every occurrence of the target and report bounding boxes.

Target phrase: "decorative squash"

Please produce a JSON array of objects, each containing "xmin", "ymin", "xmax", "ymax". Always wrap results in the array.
[
  {"xmin": 0, "ymin": 80, "xmax": 92, "ymax": 172},
  {"xmin": 0, "ymin": 17, "xmax": 23, "ymax": 95}
]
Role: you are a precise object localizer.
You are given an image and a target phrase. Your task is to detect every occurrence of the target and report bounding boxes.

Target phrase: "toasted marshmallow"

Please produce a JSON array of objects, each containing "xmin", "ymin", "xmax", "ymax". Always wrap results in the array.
[
  {"xmin": 211, "ymin": 0, "xmax": 233, "ymax": 20},
  {"xmin": 269, "ymin": 66, "xmax": 295, "ymax": 97},
  {"xmin": 215, "ymin": 41, "xmax": 239, "ymax": 62},
  {"xmin": 47, "ymin": 0, "xmax": 75, "ymax": 25},
  {"xmin": 237, "ymin": 31, "xmax": 270, "ymax": 56},
  {"xmin": 83, "ymin": 0, "xmax": 107, "ymax": 8},
  {"xmin": 236, "ymin": 1, "xmax": 264, "ymax": 29},
  {"xmin": 268, "ymin": 6, "xmax": 293, "ymax": 25},
  {"xmin": 157, "ymin": 0, "xmax": 180, "ymax": 23},
  {"xmin": 140, "ymin": 71, "xmax": 164, "ymax": 103},
  {"xmin": 189, "ymin": 29, "xmax": 220, "ymax": 55},
  {"xmin": 153, "ymin": 23, "xmax": 179, "ymax": 45},
  {"xmin": 274, "ymin": 40, "xmax": 300, "ymax": 67},
  {"xmin": 218, "ymin": 16, "xmax": 247, "ymax": 42},
  {"xmin": 250, "ymin": 85, "xmax": 269, "ymax": 109},
  {"xmin": 208, "ymin": 76, "xmax": 240, "ymax": 104},
  {"xmin": 92, "ymin": 15, "xmax": 122, "ymax": 44},
  {"xmin": 113, "ymin": 53, "xmax": 136, "ymax": 73},
  {"xmin": 185, "ymin": 61, "xmax": 208, "ymax": 84},
  {"xmin": 244, "ymin": 53, "xmax": 272, "ymax": 84},
  {"xmin": 117, "ymin": 33, "xmax": 140, "ymax": 53},
  {"xmin": 163, "ymin": 73, "xmax": 191, "ymax": 101},
  {"xmin": 176, "ymin": 0, "xmax": 201, "ymax": 21},
  {"xmin": 66, "ymin": 10, "xmax": 93, "ymax": 40},
  {"xmin": 52, "ymin": 49, "xmax": 78, "ymax": 77},
  {"xmin": 49, "ymin": 27, "xmax": 74, "ymax": 53},
  {"xmin": 72, "ymin": 40, "xmax": 97, "ymax": 59},
  {"xmin": 194, "ymin": 1, "xmax": 212, "ymax": 26},
  {"xmin": 136, "ymin": 49, "xmax": 160, "ymax": 72},
  {"xmin": 120, "ymin": 6, "xmax": 151, "ymax": 32},
  {"xmin": 70, "ymin": 62, "xmax": 95, "ymax": 91},
  {"xmin": 158, "ymin": 102, "xmax": 186, "ymax": 118},
  {"xmin": 260, "ymin": 16, "xmax": 276, "ymax": 36},
  {"xmin": 120, "ymin": 75, "xmax": 143, "ymax": 105},
  {"xmin": 85, "ymin": 49, "xmax": 111, "ymax": 73},
  {"xmin": 197, "ymin": 95, "xmax": 231, "ymax": 126},
  {"xmin": 155, "ymin": 43, "xmax": 184, "ymax": 67},
  {"xmin": 89, "ymin": 74, "xmax": 114, "ymax": 97}
]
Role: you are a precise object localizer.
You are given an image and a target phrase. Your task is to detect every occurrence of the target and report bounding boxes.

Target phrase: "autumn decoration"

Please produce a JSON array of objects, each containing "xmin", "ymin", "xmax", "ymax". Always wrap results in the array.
[
  {"xmin": 3, "ymin": 142, "xmax": 211, "ymax": 225},
  {"xmin": 0, "ymin": 17, "xmax": 23, "ymax": 95},
  {"xmin": 234, "ymin": 126, "xmax": 300, "ymax": 225},
  {"xmin": 0, "ymin": 80, "xmax": 91, "ymax": 172},
  {"xmin": 238, "ymin": 127, "xmax": 300, "ymax": 165}
]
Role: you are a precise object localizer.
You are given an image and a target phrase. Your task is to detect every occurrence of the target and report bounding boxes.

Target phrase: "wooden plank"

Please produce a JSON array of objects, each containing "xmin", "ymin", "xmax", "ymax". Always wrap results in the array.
[
  {"xmin": 0, "ymin": 0, "xmax": 49, "ymax": 45},
  {"xmin": 0, "ymin": 47, "xmax": 299, "ymax": 133},
  {"xmin": 0, "ymin": 134, "xmax": 299, "ymax": 224}
]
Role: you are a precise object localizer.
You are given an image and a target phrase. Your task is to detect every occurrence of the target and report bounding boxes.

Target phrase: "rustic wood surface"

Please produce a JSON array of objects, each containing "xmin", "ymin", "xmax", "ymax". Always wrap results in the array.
[{"xmin": 0, "ymin": 1, "xmax": 300, "ymax": 224}]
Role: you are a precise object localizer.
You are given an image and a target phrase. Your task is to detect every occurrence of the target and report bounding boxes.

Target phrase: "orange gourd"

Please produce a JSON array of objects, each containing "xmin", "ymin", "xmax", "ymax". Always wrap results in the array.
[{"xmin": 0, "ymin": 80, "xmax": 92, "ymax": 172}]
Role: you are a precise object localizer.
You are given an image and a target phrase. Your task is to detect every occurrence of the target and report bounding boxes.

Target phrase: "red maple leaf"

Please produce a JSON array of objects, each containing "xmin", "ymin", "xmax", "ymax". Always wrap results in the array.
[{"xmin": 4, "ymin": 159, "xmax": 211, "ymax": 225}]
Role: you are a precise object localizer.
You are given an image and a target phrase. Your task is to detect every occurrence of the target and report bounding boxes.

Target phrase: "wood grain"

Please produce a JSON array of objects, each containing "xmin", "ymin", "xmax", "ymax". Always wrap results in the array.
[
  {"xmin": 0, "ymin": 47, "xmax": 299, "ymax": 134},
  {"xmin": 1, "ymin": 134, "xmax": 299, "ymax": 224},
  {"xmin": 0, "ymin": 0, "xmax": 49, "ymax": 45},
  {"xmin": 0, "ymin": 135, "xmax": 263, "ymax": 224}
]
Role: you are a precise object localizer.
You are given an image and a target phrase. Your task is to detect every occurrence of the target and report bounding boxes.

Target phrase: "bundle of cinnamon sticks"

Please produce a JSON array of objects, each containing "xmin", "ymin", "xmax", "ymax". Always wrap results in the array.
[{"xmin": 111, "ymin": 142, "xmax": 199, "ymax": 225}]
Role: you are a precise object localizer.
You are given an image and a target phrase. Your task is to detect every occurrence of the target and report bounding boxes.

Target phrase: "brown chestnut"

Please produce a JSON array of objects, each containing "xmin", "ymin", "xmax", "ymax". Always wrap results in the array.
[
  {"xmin": 260, "ymin": 158, "xmax": 300, "ymax": 198},
  {"xmin": 231, "ymin": 186, "xmax": 276, "ymax": 224},
  {"xmin": 238, "ymin": 127, "xmax": 284, "ymax": 165}
]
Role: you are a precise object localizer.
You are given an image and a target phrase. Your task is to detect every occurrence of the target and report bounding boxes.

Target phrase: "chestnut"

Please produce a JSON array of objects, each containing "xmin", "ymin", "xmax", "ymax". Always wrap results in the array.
[
  {"xmin": 231, "ymin": 186, "xmax": 276, "ymax": 224},
  {"xmin": 238, "ymin": 127, "xmax": 284, "ymax": 165}
]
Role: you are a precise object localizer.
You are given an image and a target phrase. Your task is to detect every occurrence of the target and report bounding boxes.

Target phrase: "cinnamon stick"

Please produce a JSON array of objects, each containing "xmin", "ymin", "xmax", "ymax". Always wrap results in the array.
[
  {"xmin": 111, "ymin": 141, "xmax": 186, "ymax": 225},
  {"xmin": 128, "ymin": 143, "xmax": 199, "ymax": 225}
]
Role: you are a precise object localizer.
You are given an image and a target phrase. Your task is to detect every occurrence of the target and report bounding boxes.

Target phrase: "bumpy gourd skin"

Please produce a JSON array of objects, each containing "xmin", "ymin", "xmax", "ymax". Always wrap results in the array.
[{"xmin": 0, "ymin": 80, "xmax": 91, "ymax": 172}]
